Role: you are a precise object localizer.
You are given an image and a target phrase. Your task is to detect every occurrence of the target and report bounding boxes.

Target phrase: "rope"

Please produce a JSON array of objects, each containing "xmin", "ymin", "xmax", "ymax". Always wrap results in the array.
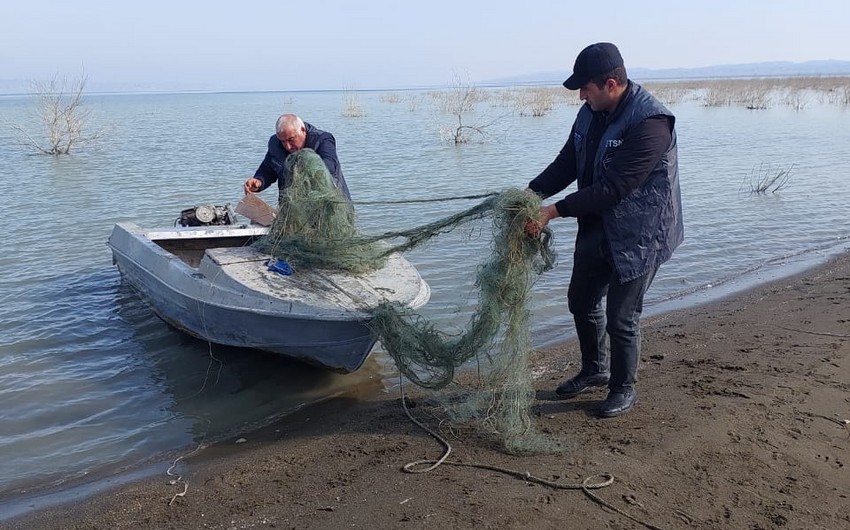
[
  {"xmin": 166, "ymin": 439, "xmax": 207, "ymax": 506},
  {"xmin": 353, "ymin": 192, "xmax": 499, "ymax": 205},
  {"xmin": 398, "ymin": 373, "xmax": 452, "ymax": 472},
  {"xmin": 397, "ymin": 375, "xmax": 666, "ymax": 530}
]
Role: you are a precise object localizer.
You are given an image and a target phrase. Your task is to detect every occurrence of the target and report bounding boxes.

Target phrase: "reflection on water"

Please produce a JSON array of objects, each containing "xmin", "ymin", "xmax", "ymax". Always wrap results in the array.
[
  {"xmin": 0, "ymin": 266, "xmax": 388, "ymax": 505},
  {"xmin": 1, "ymin": 90, "xmax": 849, "ymax": 511}
]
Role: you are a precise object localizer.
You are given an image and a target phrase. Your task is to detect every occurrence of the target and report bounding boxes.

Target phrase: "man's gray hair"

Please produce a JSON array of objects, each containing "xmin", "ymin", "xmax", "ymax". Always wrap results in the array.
[{"xmin": 275, "ymin": 113, "xmax": 304, "ymax": 134}]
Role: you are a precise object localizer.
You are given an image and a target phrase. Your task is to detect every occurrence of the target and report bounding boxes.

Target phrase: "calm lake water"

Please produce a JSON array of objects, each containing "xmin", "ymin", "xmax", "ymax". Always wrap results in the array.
[{"xmin": 1, "ymin": 88, "xmax": 849, "ymax": 516}]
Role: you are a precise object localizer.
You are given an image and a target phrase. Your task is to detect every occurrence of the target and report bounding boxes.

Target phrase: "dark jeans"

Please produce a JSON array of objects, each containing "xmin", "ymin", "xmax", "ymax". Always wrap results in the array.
[{"xmin": 567, "ymin": 223, "xmax": 658, "ymax": 392}]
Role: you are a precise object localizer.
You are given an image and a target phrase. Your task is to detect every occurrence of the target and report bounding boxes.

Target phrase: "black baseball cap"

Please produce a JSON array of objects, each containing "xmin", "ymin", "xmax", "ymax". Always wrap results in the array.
[{"xmin": 563, "ymin": 42, "xmax": 624, "ymax": 90}]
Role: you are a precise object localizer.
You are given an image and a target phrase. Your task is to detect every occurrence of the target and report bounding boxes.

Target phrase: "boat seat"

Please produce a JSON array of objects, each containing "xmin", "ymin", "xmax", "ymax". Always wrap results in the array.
[{"xmin": 205, "ymin": 246, "xmax": 269, "ymax": 266}]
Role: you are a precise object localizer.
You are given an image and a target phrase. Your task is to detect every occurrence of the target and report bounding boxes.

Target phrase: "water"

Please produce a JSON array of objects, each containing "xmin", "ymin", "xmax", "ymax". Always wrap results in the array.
[{"xmin": 1, "ymin": 89, "xmax": 849, "ymax": 514}]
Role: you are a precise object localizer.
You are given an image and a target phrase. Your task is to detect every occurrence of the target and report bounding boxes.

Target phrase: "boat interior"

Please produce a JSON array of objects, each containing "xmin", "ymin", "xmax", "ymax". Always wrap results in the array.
[{"xmin": 154, "ymin": 235, "xmax": 262, "ymax": 268}]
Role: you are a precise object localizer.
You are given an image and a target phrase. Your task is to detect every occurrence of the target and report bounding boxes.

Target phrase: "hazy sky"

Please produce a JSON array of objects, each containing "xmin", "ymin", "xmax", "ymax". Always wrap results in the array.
[{"xmin": 2, "ymin": 0, "xmax": 848, "ymax": 91}]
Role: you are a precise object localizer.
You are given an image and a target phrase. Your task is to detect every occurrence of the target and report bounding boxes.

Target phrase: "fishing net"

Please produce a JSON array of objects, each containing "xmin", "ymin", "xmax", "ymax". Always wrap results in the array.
[{"xmin": 255, "ymin": 148, "xmax": 558, "ymax": 454}]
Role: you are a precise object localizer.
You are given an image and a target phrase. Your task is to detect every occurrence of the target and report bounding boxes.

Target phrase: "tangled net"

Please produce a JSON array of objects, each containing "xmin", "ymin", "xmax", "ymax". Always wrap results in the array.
[{"xmin": 255, "ymin": 148, "xmax": 557, "ymax": 454}]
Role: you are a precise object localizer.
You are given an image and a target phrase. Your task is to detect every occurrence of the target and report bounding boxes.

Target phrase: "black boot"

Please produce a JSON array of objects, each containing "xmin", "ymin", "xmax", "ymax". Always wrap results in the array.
[
  {"xmin": 597, "ymin": 389, "xmax": 637, "ymax": 417},
  {"xmin": 555, "ymin": 372, "xmax": 610, "ymax": 398}
]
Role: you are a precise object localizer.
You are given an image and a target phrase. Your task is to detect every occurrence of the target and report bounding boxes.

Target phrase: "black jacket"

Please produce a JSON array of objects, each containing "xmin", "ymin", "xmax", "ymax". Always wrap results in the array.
[
  {"xmin": 254, "ymin": 123, "xmax": 352, "ymax": 200},
  {"xmin": 529, "ymin": 82, "xmax": 683, "ymax": 282}
]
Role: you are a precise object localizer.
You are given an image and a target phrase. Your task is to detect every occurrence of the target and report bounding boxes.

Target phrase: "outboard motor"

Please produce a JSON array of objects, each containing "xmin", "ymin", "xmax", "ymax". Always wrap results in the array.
[{"xmin": 176, "ymin": 204, "xmax": 237, "ymax": 227}]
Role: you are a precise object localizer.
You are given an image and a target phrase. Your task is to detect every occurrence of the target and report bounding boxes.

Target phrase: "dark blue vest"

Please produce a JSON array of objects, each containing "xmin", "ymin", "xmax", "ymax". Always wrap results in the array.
[
  {"xmin": 573, "ymin": 82, "xmax": 684, "ymax": 282},
  {"xmin": 264, "ymin": 123, "xmax": 351, "ymax": 201}
]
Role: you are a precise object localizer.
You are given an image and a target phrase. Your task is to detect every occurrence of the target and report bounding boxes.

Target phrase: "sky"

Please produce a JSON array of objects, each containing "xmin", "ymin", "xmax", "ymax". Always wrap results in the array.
[{"xmin": 1, "ymin": 0, "xmax": 849, "ymax": 92}]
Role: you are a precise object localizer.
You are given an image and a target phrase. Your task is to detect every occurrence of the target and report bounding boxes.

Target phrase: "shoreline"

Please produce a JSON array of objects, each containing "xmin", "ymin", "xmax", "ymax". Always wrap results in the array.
[{"xmin": 6, "ymin": 251, "xmax": 850, "ymax": 529}]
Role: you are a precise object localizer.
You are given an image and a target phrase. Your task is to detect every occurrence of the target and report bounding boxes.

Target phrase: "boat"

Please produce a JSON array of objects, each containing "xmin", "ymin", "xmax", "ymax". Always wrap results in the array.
[{"xmin": 107, "ymin": 220, "xmax": 430, "ymax": 373}]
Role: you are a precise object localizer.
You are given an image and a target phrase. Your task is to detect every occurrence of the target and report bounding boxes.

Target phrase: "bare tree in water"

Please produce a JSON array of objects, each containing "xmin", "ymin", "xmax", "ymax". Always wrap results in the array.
[
  {"xmin": 432, "ymin": 74, "xmax": 508, "ymax": 144},
  {"xmin": 10, "ymin": 69, "xmax": 102, "ymax": 155}
]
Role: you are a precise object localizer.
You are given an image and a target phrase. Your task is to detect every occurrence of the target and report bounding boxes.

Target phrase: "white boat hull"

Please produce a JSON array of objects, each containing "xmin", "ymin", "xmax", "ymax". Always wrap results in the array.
[{"xmin": 107, "ymin": 223, "xmax": 430, "ymax": 373}]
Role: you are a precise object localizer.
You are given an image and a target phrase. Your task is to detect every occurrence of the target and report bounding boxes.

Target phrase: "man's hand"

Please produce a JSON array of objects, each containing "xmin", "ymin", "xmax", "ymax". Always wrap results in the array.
[
  {"xmin": 243, "ymin": 178, "xmax": 263, "ymax": 194},
  {"xmin": 524, "ymin": 204, "xmax": 559, "ymax": 238}
]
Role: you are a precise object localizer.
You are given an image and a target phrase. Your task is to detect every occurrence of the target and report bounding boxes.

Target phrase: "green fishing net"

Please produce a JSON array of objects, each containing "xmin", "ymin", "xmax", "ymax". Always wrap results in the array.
[{"xmin": 255, "ymin": 148, "xmax": 557, "ymax": 454}]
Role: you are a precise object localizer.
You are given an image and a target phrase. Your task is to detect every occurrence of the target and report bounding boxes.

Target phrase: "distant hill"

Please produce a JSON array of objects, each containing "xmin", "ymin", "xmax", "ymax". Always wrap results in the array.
[
  {"xmin": 3, "ymin": 60, "xmax": 850, "ymax": 95},
  {"xmin": 0, "ymin": 79, "xmax": 204, "ymax": 96},
  {"xmin": 487, "ymin": 60, "xmax": 850, "ymax": 86}
]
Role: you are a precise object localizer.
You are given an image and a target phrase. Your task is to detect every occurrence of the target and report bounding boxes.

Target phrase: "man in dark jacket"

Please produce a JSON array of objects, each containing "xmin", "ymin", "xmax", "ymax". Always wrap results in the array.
[
  {"xmin": 526, "ymin": 42, "xmax": 684, "ymax": 417},
  {"xmin": 243, "ymin": 114, "xmax": 352, "ymax": 201}
]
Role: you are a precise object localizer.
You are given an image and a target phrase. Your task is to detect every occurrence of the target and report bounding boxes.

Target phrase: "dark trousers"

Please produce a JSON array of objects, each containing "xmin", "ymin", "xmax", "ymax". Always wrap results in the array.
[{"xmin": 567, "ymin": 223, "xmax": 658, "ymax": 392}]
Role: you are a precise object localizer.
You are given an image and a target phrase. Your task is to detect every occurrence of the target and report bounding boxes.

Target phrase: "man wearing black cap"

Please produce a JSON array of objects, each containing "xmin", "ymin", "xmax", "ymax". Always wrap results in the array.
[{"xmin": 526, "ymin": 42, "xmax": 684, "ymax": 417}]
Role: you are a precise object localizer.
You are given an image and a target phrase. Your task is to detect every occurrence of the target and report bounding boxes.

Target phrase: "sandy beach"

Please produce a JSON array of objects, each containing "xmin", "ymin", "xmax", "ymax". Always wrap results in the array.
[{"xmin": 6, "ymin": 252, "xmax": 850, "ymax": 530}]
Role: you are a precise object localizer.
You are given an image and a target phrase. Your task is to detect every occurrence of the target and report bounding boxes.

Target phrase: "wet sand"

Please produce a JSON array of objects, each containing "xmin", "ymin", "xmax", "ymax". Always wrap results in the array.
[{"xmin": 6, "ymin": 252, "xmax": 850, "ymax": 530}]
